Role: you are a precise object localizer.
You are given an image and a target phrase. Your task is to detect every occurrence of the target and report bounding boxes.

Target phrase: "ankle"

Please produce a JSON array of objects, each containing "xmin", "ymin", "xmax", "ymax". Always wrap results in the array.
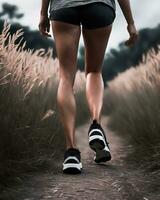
[
  {"xmin": 92, "ymin": 118, "xmax": 101, "ymax": 124},
  {"xmin": 66, "ymin": 144, "xmax": 77, "ymax": 150}
]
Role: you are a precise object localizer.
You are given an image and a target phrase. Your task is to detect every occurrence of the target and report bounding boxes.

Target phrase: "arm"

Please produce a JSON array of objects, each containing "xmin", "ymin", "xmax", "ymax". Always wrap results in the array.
[
  {"xmin": 38, "ymin": 0, "xmax": 51, "ymax": 37},
  {"xmin": 40, "ymin": 0, "xmax": 50, "ymax": 16},
  {"xmin": 117, "ymin": 0, "xmax": 139, "ymax": 46},
  {"xmin": 117, "ymin": 0, "xmax": 134, "ymax": 25}
]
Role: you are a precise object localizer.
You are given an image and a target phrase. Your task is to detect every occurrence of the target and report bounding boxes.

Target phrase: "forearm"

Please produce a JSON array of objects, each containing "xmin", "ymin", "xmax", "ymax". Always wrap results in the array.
[
  {"xmin": 40, "ymin": 0, "xmax": 50, "ymax": 16},
  {"xmin": 117, "ymin": 0, "xmax": 134, "ymax": 24}
]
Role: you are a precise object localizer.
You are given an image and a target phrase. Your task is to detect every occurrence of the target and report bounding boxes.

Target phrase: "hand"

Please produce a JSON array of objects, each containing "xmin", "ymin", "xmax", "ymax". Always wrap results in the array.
[
  {"xmin": 38, "ymin": 15, "xmax": 51, "ymax": 38},
  {"xmin": 125, "ymin": 23, "xmax": 139, "ymax": 46}
]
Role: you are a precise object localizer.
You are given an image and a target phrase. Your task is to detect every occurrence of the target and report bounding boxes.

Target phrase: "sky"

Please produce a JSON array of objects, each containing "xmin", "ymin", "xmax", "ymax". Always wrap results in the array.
[{"xmin": 0, "ymin": 0, "xmax": 160, "ymax": 52}]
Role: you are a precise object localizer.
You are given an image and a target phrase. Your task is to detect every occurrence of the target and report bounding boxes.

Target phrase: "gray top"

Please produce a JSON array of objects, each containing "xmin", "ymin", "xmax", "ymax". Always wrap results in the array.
[{"xmin": 49, "ymin": 0, "xmax": 116, "ymax": 13}]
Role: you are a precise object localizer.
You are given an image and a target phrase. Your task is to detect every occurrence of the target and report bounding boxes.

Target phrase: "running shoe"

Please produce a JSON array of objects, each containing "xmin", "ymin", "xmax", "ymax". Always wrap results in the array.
[
  {"xmin": 63, "ymin": 148, "xmax": 82, "ymax": 174},
  {"xmin": 88, "ymin": 119, "xmax": 111, "ymax": 163}
]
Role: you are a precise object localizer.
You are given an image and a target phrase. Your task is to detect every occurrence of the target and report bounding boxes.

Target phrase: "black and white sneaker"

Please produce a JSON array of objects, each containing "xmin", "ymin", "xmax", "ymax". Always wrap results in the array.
[
  {"xmin": 88, "ymin": 119, "xmax": 111, "ymax": 163},
  {"xmin": 63, "ymin": 148, "xmax": 82, "ymax": 174}
]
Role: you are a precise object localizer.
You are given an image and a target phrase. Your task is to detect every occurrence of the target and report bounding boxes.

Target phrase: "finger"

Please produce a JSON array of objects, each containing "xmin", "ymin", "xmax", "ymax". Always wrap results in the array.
[
  {"xmin": 39, "ymin": 25, "xmax": 51, "ymax": 37},
  {"xmin": 39, "ymin": 26, "xmax": 47, "ymax": 37},
  {"xmin": 44, "ymin": 30, "xmax": 52, "ymax": 37},
  {"xmin": 41, "ymin": 30, "xmax": 51, "ymax": 37},
  {"xmin": 39, "ymin": 29, "xmax": 48, "ymax": 37},
  {"xmin": 125, "ymin": 39, "xmax": 135, "ymax": 46},
  {"xmin": 47, "ymin": 24, "xmax": 50, "ymax": 33},
  {"xmin": 130, "ymin": 34, "xmax": 138, "ymax": 44},
  {"xmin": 46, "ymin": 28, "xmax": 51, "ymax": 37},
  {"xmin": 125, "ymin": 39, "xmax": 131, "ymax": 46},
  {"xmin": 125, "ymin": 34, "xmax": 138, "ymax": 46}
]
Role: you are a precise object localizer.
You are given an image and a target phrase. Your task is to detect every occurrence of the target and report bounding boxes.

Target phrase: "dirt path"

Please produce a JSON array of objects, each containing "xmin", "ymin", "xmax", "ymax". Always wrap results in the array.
[{"xmin": 1, "ymin": 116, "xmax": 157, "ymax": 200}]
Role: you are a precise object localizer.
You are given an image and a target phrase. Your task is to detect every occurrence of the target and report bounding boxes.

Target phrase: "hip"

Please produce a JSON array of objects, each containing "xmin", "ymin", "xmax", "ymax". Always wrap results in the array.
[{"xmin": 49, "ymin": 2, "xmax": 116, "ymax": 29}]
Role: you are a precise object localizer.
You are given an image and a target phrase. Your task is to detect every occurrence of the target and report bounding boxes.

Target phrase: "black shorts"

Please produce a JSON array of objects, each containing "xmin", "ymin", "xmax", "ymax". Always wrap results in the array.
[{"xmin": 49, "ymin": 2, "xmax": 116, "ymax": 29}]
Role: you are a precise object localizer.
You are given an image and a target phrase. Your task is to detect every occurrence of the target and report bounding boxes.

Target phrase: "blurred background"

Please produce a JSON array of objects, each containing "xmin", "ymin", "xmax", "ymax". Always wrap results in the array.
[
  {"xmin": 0, "ymin": 0, "xmax": 160, "ymax": 49},
  {"xmin": 0, "ymin": 0, "xmax": 160, "ymax": 83},
  {"xmin": 0, "ymin": 1, "xmax": 160, "ymax": 199}
]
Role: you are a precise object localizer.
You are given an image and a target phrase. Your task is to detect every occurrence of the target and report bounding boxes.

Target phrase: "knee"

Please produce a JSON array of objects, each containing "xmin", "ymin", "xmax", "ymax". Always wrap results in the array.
[
  {"xmin": 85, "ymin": 64, "xmax": 102, "ymax": 76},
  {"xmin": 59, "ymin": 72, "xmax": 75, "ymax": 88},
  {"xmin": 59, "ymin": 66, "xmax": 76, "ymax": 84},
  {"xmin": 85, "ymin": 69, "xmax": 102, "ymax": 77}
]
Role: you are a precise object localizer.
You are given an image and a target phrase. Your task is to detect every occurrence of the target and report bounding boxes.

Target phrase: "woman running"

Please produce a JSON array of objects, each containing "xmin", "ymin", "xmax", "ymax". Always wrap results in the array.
[{"xmin": 38, "ymin": 0, "xmax": 138, "ymax": 174}]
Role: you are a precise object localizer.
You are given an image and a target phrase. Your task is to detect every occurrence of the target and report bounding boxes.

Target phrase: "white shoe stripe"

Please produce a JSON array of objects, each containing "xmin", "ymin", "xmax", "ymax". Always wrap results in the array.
[
  {"xmin": 103, "ymin": 145, "xmax": 110, "ymax": 152},
  {"xmin": 63, "ymin": 163, "xmax": 82, "ymax": 170},
  {"xmin": 89, "ymin": 128, "xmax": 103, "ymax": 137},
  {"xmin": 63, "ymin": 156, "xmax": 80, "ymax": 164}
]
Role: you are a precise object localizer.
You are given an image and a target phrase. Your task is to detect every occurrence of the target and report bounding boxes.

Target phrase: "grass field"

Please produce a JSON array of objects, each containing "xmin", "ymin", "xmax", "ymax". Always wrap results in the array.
[
  {"xmin": 0, "ymin": 21, "xmax": 89, "ymax": 185},
  {"xmin": 103, "ymin": 47, "xmax": 160, "ymax": 181}
]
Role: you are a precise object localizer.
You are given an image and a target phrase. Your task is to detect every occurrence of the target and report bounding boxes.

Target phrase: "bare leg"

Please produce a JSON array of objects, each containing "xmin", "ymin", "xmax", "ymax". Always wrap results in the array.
[
  {"xmin": 51, "ymin": 21, "xmax": 81, "ymax": 149},
  {"xmin": 86, "ymin": 72, "xmax": 104, "ymax": 123},
  {"xmin": 82, "ymin": 25, "xmax": 112, "ymax": 124}
]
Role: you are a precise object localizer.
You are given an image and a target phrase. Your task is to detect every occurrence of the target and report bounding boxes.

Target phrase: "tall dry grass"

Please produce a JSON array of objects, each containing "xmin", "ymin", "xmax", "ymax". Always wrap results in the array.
[
  {"xmin": 0, "ymin": 21, "xmax": 88, "ymax": 185},
  {"xmin": 103, "ymin": 47, "xmax": 160, "ymax": 177}
]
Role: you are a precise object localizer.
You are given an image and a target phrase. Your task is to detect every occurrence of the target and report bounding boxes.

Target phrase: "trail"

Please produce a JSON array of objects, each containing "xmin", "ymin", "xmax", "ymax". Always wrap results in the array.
[{"xmin": 0, "ymin": 116, "xmax": 157, "ymax": 200}]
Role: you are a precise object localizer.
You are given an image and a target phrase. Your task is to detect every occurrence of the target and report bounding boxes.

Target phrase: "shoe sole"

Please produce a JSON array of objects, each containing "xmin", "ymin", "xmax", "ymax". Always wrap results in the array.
[
  {"xmin": 94, "ymin": 149, "xmax": 111, "ymax": 163},
  {"xmin": 89, "ymin": 138, "xmax": 105, "ymax": 150},
  {"xmin": 89, "ymin": 139, "xmax": 111, "ymax": 163},
  {"xmin": 63, "ymin": 168, "xmax": 82, "ymax": 174}
]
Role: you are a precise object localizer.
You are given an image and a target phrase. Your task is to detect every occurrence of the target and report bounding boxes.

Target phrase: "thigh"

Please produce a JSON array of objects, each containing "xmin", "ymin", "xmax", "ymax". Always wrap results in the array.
[
  {"xmin": 51, "ymin": 20, "xmax": 81, "ymax": 84},
  {"xmin": 82, "ymin": 25, "xmax": 112, "ymax": 75}
]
